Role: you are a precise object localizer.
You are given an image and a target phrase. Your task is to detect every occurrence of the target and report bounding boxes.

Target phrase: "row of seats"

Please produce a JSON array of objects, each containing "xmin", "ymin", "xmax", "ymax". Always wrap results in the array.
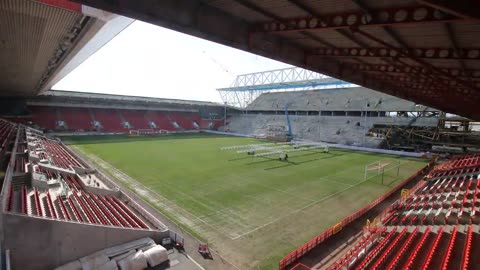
[
  {"xmin": 3, "ymin": 125, "xmax": 153, "ymax": 232},
  {"xmin": 14, "ymin": 156, "xmax": 26, "ymax": 173},
  {"xmin": 30, "ymin": 106, "xmax": 57, "ymax": 130},
  {"xmin": 169, "ymin": 112, "xmax": 195, "ymax": 129},
  {"xmin": 328, "ymin": 228, "xmax": 386, "ymax": 269},
  {"xmin": 429, "ymin": 166, "xmax": 480, "ymax": 179},
  {"xmin": 432, "ymin": 154, "xmax": 480, "ymax": 172},
  {"xmin": 331, "ymin": 224, "xmax": 477, "ymax": 270},
  {"xmin": 93, "ymin": 108, "xmax": 125, "ymax": 131},
  {"xmin": 0, "ymin": 119, "xmax": 15, "ymax": 152},
  {"xmin": 39, "ymin": 138, "xmax": 84, "ymax": 169},
  {"xmin": 322, "ymin": 156, "xmax": 480, "ymax": 270},
  {"xmin": 26, "ymin": 106, "xmax": 212, "ymax": 132},
  {"xmin": 16, "ymin": 166, "xmax": 150, "ymax": 230},
  {"xmin": 122, "ymin": 110, "xmax": 150, "ymax": 129},
  {"xmin": 21, "ymin": 185, "xmax": 150, "ymax": 230},
  {"xmin": 385, "ymin": 176, "xmax": 480, "ymax": 226},
  {"xmin": 60, "ymin": 107, "xmax": 91, "ymax": 130},
  {"xmin": 144, "ymin": 110, "xmax": 171, "ymax": 130}
]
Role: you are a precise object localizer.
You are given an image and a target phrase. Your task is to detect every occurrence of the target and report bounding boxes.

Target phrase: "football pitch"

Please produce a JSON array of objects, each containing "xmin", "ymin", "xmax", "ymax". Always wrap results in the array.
[{"xmin": 66, "ymin": 133, "xmax": 428, "ymax": 269}]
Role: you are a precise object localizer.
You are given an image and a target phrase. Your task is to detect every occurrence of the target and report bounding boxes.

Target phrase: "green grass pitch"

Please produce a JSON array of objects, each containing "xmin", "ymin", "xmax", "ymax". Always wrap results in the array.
[{"xmin": 65, "ymin": 133, "xmax": 428, "ymax": 269}]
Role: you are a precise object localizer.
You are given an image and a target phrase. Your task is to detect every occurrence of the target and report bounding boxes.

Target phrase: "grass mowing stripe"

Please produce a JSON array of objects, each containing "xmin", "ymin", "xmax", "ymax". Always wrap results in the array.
[{"xmin": 66, "ymin": 134, "xmax": 428, "ymax": 269}]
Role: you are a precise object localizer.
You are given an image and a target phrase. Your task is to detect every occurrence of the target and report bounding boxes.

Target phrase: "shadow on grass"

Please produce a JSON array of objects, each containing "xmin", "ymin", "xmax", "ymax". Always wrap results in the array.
[
  {"xmin": 246, "ymin": 151, "xmax": 345, "ymax": 164},
  {"xmin": 264, "ymin": 157, "xmax": 321, "ymax": 170},
  {"xmin": 62, "ymin": 132, "xmax": 231, "ymax": 145},
  {"xmin": 333, "ymin": 148, "xmax": 427, "ymax": 161},
  {"xmin": 241, "ymin": 151, "xmax": 348, "ymax": 170},
  {"xmin": 228, "ymin": 156, "xmax": 257, "ymax": 161}
]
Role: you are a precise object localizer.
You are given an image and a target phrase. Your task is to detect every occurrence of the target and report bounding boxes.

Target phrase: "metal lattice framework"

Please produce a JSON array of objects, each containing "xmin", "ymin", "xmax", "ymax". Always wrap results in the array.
[
  {"xmin": 75, "ymin": 0, "xmax": 480, "ymax": 120},
  {"xmin": 217, "ymin": 67, "xmax": 354, "ymax": 108}
]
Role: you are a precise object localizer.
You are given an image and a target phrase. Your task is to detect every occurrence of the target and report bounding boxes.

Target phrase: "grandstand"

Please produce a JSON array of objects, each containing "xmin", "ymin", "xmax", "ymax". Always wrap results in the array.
[
  {"xmin": 1, "ymin": 120, "xmax": 175, "ymax": 269},
  {"xmin": 226, "ymin": 87, "xmax": 440, "ymax": 147},
  {"xmin": 282, "ymin": 155, "xmax": 480, "ymax": 270},
  {"xmin": 2, "ymin": 0, "xmax": 480, "ymax": 270},
  {"xmin": 6, "ymin": 90, "xmax": 225, "ymax": 133}
]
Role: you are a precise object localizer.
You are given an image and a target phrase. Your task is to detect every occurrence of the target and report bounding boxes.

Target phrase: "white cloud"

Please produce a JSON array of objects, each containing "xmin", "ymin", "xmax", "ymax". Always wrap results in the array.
[{"xmin": 53, "ymin": 21, "xmax": 291, "ymax": 102}]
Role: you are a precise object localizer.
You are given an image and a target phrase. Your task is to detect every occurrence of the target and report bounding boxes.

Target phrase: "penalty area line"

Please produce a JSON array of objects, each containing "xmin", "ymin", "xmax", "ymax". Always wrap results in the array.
[{"xmin": 231, "ymin": 173, "xmax": 379, "ymax": 240}]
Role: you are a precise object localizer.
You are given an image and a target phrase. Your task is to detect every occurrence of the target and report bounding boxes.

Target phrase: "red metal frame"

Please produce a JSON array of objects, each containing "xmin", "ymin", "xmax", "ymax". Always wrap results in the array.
[
  {"xmin": 253, "ymin": 6, "xmax": 463, "ymax": 33},
  {"xmin": 312, "ymin": 47, "xmax": 480, "ymax": 60},
  {"xmin": 418, "ymin": 0, "xmax": 480, "ymax": 20},
  {"xmin": 349, "ymin": 63, "xmax": 480, "ymax": 78},
  {"xmin": 351, "ymin": 28, "xmax": 478, "ymax": 95}
]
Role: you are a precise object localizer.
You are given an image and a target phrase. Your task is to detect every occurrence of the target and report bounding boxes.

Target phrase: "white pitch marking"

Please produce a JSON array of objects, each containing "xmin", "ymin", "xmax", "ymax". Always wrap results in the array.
[{"xmin": 231, "ymin": 172, "xmax": 393, "ymax": 240}]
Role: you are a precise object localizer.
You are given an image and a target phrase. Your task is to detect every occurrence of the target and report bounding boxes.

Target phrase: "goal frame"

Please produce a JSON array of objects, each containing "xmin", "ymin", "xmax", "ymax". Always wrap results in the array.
[{"xmin": 364, "ymin": 160, "xmax": 401, "ymax": 184}]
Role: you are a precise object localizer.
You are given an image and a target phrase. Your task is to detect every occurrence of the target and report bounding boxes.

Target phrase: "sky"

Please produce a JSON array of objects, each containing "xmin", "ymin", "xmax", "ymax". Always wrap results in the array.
[{"xmin": 53, "ymin": 20, "xmax": 292, "ymax": 103}]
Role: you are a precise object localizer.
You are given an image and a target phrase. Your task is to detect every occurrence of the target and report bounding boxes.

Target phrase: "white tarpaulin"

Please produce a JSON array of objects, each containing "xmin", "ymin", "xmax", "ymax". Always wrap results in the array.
[
  {"xmin": 144, "ymin": 245, "xmax": 168, "ymax": 267},
  {"xmin": 117, "ymin": 250, "xmax": 148, "ymax": 270}
]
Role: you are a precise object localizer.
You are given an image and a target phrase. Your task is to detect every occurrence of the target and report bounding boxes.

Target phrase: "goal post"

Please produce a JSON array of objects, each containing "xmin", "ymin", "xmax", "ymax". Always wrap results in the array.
[
  {"xmin": 364, "ymin": 160, "xmax": 401, "ymax": 184},
  {"xmin": 128, "ymin": 129, "xmax": 167, "ymax": 136}
]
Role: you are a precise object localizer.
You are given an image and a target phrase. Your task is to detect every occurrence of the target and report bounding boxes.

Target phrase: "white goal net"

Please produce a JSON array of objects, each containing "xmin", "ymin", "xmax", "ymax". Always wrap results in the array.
[
  {"xmin": 364, "ymin": 160, "xmax": 402, "ymax": 184},
  {"xmin": 129, "ymin": 129, "xmax": 167, "ymax": 136}
]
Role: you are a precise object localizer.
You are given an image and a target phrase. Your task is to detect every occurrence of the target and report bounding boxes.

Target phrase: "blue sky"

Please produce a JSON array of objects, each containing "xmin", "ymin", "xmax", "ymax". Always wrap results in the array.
[{"xmin": 53, "ymin": 20, "xmax": 291, "ymax": 102}]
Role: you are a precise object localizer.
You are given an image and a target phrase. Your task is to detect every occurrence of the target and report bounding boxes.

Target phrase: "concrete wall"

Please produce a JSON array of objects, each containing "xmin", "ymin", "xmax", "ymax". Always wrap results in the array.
[
  {"xmin": 80, "ymin": 182, "xmax": 119, "ymax": 196},
  {"xmin": 227, "ymin": 114, "xmax": 384, "ymax": 147},
  {"xmin": 227, "ymin": 114, "xmax": 438, "ymax": 148},
  {"xmin": 2, "ymin": 213, "xmax": 169, "ymax": 270}
]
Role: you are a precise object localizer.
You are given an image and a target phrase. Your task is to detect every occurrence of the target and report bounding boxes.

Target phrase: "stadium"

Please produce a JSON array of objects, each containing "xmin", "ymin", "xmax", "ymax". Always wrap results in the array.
[{"xmin": 1, "ymin": 1, "xmax": 480, "ymax": 270}]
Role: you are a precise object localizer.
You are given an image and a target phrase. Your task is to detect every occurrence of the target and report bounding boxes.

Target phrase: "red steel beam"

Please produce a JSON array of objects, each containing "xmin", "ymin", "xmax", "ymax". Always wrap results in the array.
[
  {"xmin": 417, "ymin": 0, "xmax": 480, "ymax": 20},
  {"xmin": 351, "ymin": 27, "xmax": 479, "ymax": 95},
  {"xmin": 364, "ymin": 70, "xmax": 480, "ymax": 85},
  {"xmin": 360, "ymin": 68, "xmax": 480, "ymax": 92},
  {"xmin": 73, "ymin": 0, "xmax": 480, "ymax": 120},
  {"xmin": 367, "ymin": 73, "xmax": 478, "ymax": 110},
  {"xmin": 288, "ymin": 0, "xmax": 442, "ymax": 99},
  {"xmin": 348, "ymin": 63, "xmax": 480, "ymax": 78},
  {"xmin": 369, "ymin": 76, "xmax": 451, "ymax": 97},
  {"xmin": 312, "ymin": 47, "xmax": 480, "ymax": 60},
  {"xmin": 253, "ymin": 6, "xmax": 464, "ymax": 33}
]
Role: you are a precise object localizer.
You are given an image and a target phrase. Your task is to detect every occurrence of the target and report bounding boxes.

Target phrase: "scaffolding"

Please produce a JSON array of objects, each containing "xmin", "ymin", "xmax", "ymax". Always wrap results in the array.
[{"xmin": 217, "ymin": 67, "xmax": 355, "ymax": 108}]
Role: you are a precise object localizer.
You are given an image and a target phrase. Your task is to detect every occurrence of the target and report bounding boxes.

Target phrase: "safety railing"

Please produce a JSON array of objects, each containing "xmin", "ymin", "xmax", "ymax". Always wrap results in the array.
[{"xmin": 279, "ymin": 161, "xmax": 433, "ymax": 270}]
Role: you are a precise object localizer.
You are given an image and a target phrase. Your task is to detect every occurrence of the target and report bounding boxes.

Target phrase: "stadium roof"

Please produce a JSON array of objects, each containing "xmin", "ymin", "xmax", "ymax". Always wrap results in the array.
[
  {"xmin": 217, "ymin": 67, "xmax": 357, "ymax": 108},
  {"xmin": 0, "ymin": 0, "xmax": 132, "ymax": 96},
  {"xmin": 38, "ymin": 90, "xmax": 226, "ymax": 107},
  {"xmin": 74, "ymin": 0, "xmax": 480, "ymax": 120}
]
